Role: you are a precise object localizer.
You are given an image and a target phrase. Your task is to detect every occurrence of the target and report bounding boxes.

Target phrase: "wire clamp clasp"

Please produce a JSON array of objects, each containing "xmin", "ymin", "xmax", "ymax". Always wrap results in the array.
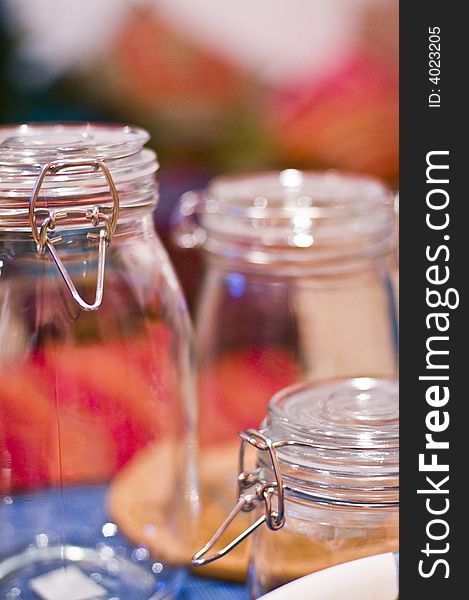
[
  {"xmin": 192, "ymin": 429, "xmax": 287, "ymax": 567},
  {"xmin": 29, "ymin": 159, "xmax": 120, "ymax": 311}
]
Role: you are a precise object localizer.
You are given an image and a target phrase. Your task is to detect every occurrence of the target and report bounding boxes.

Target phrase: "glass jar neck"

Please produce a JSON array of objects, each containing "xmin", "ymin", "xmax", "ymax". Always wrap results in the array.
[
  {"xmin": 258, "ymin": 453, "xmax": 399, "ymax": 510},
  {"xmin": 203, "ymin": 237, "xmax": 396, "ymax": 276},
  {"xmin": 0, "ymin": 207, "xmax": 155, "ymax": 239}
]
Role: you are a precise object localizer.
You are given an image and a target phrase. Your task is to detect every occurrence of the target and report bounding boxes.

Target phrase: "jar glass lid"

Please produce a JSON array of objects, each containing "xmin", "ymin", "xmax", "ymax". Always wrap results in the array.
[
  {"xmin": 0, "ymin": 123, "xmax": 159, "ymax": 225},
  {"xmin": 261, "ymin": 377, "xmax": 399, "ymax": 505},
  {"xmin": 0, "ymin": 123, "xmax": 150, "ymax": 165},
  {"xmin": 201, "ymin": 170, "xmax": 395, "ymax": 250}
]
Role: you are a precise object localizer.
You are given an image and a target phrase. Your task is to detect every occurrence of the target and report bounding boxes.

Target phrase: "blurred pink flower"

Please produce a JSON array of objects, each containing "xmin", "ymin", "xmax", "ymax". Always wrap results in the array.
[
  {"xmin": 268, "ymin": 56, "xmax": 398, "ymax": 180},
  {"xmin": 109, "ymin": 9, "xmax": 246, "ymax": 116}
]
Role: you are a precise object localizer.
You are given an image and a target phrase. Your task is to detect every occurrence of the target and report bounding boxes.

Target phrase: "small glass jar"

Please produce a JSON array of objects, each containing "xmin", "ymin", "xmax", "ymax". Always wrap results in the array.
[
  {"xmin": 193, "ymin": 377, "xmax": 398, "ymax": 599},
  {"xmin": 175, "ymin": 171, "xmax": 398, "ymax": 579},
  {"xmin": 0, "ymin": 123, "xmax": 197, "ymax": 599}
]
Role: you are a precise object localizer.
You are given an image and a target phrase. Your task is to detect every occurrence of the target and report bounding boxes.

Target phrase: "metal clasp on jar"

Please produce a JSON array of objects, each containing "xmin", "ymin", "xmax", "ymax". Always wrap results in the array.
[
  {"xmin": 192, "ymin": 430, "xmax": 280, "ymax": 567},
  {"xmin": 29, "ymin": 159, "xmax": 120, "ymax": 312},
  {"xmin": 192, "ymin": 429, "xmax": 323, "ymax": 566}
]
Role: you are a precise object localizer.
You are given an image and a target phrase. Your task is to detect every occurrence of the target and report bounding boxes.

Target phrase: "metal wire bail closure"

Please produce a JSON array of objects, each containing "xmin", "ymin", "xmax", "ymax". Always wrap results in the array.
[
  {"xmin": 192, "ymin": 429, "xmax": 287, "ymax": 567},
  {"xmin": 29, "ymin": 159, "xmax": 120, "ymax": 312}
]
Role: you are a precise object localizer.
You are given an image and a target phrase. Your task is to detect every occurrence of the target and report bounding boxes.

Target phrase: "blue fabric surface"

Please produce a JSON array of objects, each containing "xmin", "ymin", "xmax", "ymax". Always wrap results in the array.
[
  {"xmin": 180, "ymin": 575, "xmax": 248, "ymax": 600},
  {"xmin": 0, "ymin": 485, "xmax": 248, "ymax": 599}
]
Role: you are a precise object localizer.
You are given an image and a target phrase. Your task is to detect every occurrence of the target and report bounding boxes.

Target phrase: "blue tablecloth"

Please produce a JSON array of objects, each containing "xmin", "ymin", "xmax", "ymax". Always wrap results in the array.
[
  {"xmin": 0, "ymin": 484, "xmax": 248, "ymax": 599},
  {"xmin": 181, "ymin": 575, "xmax": 247, "ymax": 600},
  {"xmin": 1, "ymin": 485, "xmax": 398, "ymax": 599}
]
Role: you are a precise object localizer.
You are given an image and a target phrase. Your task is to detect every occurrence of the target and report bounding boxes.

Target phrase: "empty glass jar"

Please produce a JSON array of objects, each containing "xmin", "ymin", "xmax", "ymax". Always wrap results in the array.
[
  {"xmin": 0, "ymin": 123, "xmax": 197, "ymax": 599},
  {"xmin": 174, "ymin": 170, "xmax": 398, "ymax": 579},
  {"xmin": 193, "ymin": 377, "xmax": 399, "ymax": 599}
]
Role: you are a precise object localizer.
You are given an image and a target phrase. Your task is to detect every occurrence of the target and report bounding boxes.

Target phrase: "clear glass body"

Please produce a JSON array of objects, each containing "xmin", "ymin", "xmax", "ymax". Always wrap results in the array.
[
  {"xmin": 174, "ymin": 172, "xmax": 397, "ymax": 579},
  {"xmin": 248, "ymin": 377, "xmax": 399, "ymax": 598},
  {"xmin": 249, "ymin": 499, "xmax": 398, "ymax": 598},
  {"xmin": 0, "ymin": 124, "xmax": 197, "ymax": 599},
  {"xmin": 197, "ymin": 252, "xmax": 397, "ymax": 446}
]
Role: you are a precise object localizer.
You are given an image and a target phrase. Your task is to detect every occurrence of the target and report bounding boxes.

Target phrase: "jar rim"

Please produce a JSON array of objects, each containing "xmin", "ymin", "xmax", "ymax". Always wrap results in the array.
[
  {"xmin": 194, "ymin": 169, "xmax": 396, "ymax": 256},
  {"xmin": 0, "ymin": 122, "xmax": 150, "ymax": 165},
  {"xmin": 207, "ymin": 169, "xmax": 391, "ymax": 213}
]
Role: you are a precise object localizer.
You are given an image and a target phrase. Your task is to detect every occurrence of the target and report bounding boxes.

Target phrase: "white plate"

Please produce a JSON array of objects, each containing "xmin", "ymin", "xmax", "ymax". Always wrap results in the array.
[{"xmin": 259, "ymin": 553, "xmax": 398, "ymax": 600}]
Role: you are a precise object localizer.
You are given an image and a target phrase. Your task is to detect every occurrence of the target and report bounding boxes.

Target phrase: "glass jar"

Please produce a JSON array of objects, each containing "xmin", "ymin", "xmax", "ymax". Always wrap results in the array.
[
  {"xmin": 174, "ymin": 170, "xmax": 398, "ymax": 579},
  {"xmin": 0, "ymin": 123, "xmax": 197, "ymax": 599},
  {"xmin": 192, "ymin": 377, "xmax": 399, "ymax": 599}
]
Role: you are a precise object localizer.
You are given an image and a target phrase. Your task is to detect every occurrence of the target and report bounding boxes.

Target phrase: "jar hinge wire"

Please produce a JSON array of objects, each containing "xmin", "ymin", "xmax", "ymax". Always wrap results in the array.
[
  {"xmin": 192, "ymin": 429, "xmax": 302, "ymax": 567},
  {"xmin": 28, "ymin": 159, "xmax": 120, "ymax": 311}
]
